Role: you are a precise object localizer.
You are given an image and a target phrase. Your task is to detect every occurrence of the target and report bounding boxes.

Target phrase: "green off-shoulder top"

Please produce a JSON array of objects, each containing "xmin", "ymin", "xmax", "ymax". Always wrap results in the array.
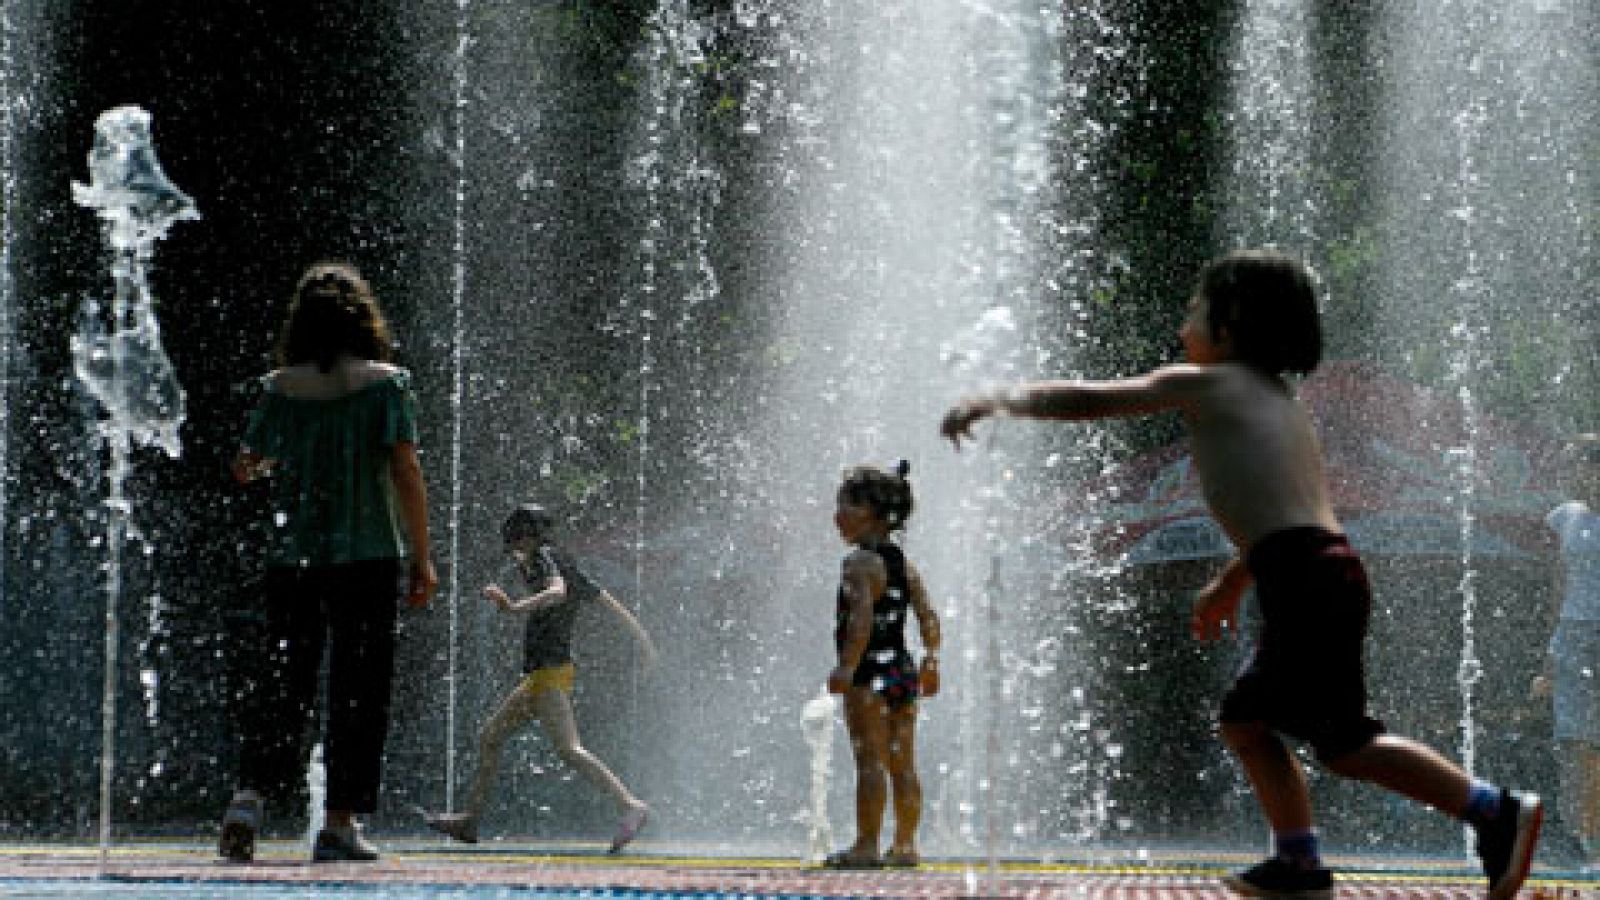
[{"xmin": 242, "ymin": 368, "xmax": 420, "ymax": 568}]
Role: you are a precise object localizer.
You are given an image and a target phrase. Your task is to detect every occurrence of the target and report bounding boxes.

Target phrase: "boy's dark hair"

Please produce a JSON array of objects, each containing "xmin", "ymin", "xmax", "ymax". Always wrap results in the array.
[
  {"xmin": 502, "ymin": 503, "xmax": 555, "ymax": 544},
  {"xmin": 276, "ymin": 261, "xmax": 393, "ymax": 372},
  {"xmin": 1197, "ymin": 249, "xmax": 1322, "ymax": 375},
  {"xmin": 839, "ymin": 460, "xmax": 914, "ymax": 531}
]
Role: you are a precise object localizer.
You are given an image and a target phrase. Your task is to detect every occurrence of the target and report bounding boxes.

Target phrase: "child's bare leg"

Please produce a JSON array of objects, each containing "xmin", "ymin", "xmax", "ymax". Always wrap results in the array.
[
  {"xmin": 430, "ymin": 683, "xmax": 541, "ymax": 842},
  {"xmin": 843, "ymin": 688, "xmax": 890, "ymax": 859},
  {"xmin": 885, "ymin": 704, "xmax": 921, "ymax": 858},
  {"xmin": 1220, "ymin": 720, "xmax": 1314, "ymax": 832},
  {"xmin": 532, "ymin": 687, "xmax": 643, "ymax": 812},
  {"xmin": 1328, "ymin": 734, "xmax": 1541, "ymax": 898},
  {"xmin": 1322, "ymin": 734, "xmax": 1471, "ymax": 815},
  {"xmin": 462, "ymin": 682, "xmax": 542, "ymax": 820}
]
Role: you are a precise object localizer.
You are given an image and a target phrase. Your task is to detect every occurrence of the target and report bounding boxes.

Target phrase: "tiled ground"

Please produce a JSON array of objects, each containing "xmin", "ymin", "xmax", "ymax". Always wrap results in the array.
[{"xmin": 0, "ymin": 841, "xmax": 1595, "ymax": 898}]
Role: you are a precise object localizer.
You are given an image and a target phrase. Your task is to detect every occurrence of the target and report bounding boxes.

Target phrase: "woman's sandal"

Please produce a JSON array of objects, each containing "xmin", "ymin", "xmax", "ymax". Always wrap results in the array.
[{"xmin": 822, "ymin": 850, "xmax": 883, "ymax": 869}]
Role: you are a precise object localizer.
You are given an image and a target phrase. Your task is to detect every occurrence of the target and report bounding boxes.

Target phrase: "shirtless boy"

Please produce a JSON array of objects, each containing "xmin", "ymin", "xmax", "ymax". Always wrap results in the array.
[{"xmin": 940, "ymin": 249, "xmax": 1542, "ymax": 898}]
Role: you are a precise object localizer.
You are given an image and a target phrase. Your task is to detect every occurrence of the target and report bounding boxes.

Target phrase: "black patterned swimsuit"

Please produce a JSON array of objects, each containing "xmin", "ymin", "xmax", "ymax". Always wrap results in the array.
[{"xmin": 835, "ymin": 542, "xmax": 919, "ymax": 708}]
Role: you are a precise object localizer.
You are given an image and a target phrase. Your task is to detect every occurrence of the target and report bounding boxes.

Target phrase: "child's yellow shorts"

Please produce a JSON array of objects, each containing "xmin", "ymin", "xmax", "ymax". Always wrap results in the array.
[{"xmin": 518, "ymin": 663, "xmax": 576, "ymax": 695}]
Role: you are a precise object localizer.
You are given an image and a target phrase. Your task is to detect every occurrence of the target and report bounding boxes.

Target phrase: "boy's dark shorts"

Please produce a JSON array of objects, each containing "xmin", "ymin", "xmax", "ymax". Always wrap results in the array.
[{"xmin": 1219, "ymin": 526, "xmax": 1386, "ymax": 762}]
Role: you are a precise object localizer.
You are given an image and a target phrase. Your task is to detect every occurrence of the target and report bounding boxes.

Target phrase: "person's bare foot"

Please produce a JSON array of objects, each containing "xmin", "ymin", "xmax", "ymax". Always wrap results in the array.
[
  {"xmin": 609, "ymin": 804, "xmax": 649, "ymax": 854},
  {"xmin": 424, "ymin": 811, "xmax": 479, "ymax": 844}
]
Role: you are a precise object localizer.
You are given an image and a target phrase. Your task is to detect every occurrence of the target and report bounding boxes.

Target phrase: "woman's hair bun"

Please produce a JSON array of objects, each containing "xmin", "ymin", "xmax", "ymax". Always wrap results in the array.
[{"xmin": 893, "ymin": 459, "xmax": 911, "ymax": 479}]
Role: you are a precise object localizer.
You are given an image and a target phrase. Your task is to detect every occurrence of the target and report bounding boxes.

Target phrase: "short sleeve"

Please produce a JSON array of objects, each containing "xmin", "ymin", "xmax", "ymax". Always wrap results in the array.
[
  {"xmin": 381, "ymin": 370, "xmax": 420, "ymax": 447},
  {"xmin": 1549, "ymin": 501, "xmax": 1584, "ymax": 532},
  {"xmin": 559, "ymin": 554, "xmax": 604, "ymax": 604}
]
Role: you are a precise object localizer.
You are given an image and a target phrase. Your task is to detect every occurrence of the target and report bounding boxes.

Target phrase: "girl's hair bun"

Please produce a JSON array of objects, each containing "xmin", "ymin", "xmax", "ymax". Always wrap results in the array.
[{"xmin": 839, "ymin": 461, "xmax": 915, "ymax": 531}]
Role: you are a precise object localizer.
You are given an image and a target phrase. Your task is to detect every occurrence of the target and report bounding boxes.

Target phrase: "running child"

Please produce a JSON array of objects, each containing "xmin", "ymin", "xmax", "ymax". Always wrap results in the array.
[
  {"xmin": 940, "ymin": 249, "xmax": 1542, "ymax": 898},
  {"xmin": 425, "ymin": 503, "xmax": 655, "ymax": 852},
  {"xmin": 825, "ymin": 461, "xmax": 942, "ymax": 869}
]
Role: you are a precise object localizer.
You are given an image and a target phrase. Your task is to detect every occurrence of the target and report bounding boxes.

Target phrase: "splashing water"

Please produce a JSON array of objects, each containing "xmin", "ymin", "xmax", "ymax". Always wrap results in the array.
[
  {"xmin": 71, "ymin": 104, "xmax": 197, "ymax": 456},
  {"xmin": 70, "ymin": 104, "xmax": 198, "ymax": 864},
  {"xmin": 799, "ymin": 688, "xmax": 837, "ymax": 862},
  {"xmin": 444, "ymin": 0, "xmax": 471, "ymax": 815},
  {"xmin": 0, "ymin": 0, "xmax": 18, "ymax": 601},
  {"xmin": 940, "ymin": 305, "xmax": 1021, "ymax": 387},
  {"xmin": 305, "ymin": 742, "xmax": 327, "ymax": 846},
  {"xmin": 1222, "ymin": 0, "xmax": 1315, "ymax": 248}
]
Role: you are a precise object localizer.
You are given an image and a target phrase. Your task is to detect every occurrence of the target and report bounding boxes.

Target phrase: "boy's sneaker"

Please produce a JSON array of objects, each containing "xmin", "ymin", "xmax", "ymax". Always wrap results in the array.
[
  {"xmin": 312, "ymin": 825, "xmax": 380, "ymax": 862},
  {"xmin": 424, "ymin": 811, "xmax": 479, "ymax": 844},
  {"xmin": 1475, "ymin": 789, "xmax": 1543, "ymax": 900},
  {"xmin": 217, "ymin": 790, "xmax": 263, "ymax": 863},
  {"xmin": 1221, "ymin": 857, "xmax": 1333, "ymax": 898}
]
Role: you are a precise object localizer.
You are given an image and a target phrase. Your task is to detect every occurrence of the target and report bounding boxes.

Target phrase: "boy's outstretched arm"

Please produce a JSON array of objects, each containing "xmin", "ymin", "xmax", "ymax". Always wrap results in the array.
[{"xmin": 940, "ymin": 366, "xmax": 1207, "ymax": 449}]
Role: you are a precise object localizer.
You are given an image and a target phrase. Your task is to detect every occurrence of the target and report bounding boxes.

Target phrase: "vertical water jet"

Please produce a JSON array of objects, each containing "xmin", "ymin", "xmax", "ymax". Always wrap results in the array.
[{"xmin": 69, "ymin": 104, "xmax": 197, "ymax": 861}]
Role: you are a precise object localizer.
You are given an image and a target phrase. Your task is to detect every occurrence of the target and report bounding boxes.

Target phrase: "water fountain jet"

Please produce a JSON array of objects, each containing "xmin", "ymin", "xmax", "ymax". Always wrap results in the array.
[{"xmin": 69, "ymin": 103, "xmax": 197, "ymax": 862}]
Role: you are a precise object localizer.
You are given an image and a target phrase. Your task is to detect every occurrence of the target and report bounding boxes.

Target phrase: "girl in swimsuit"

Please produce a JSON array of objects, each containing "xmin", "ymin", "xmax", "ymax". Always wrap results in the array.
[{"xmin": 825, "ymin": 461, "xmax": 942, "ymax": 868}]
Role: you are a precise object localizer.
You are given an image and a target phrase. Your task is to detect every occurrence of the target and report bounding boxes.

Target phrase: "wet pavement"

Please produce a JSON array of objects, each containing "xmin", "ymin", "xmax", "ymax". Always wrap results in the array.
[{"xmin": 0, "ymin": 840, "xmax": 1595, "ymax": 898}]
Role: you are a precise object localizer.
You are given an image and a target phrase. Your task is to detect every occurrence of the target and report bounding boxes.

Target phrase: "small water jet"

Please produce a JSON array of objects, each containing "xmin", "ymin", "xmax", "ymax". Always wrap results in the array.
[
  {"xmin": 798, "ymin": 687, "xmax": 836, "ymax": 862},
  {"xmin": 444, "ymin": 0, "xmax": 473, "ymax": 816},
  {"xmin": 69, "ymin": 104, "xmax": 198, "ymax": 861}
]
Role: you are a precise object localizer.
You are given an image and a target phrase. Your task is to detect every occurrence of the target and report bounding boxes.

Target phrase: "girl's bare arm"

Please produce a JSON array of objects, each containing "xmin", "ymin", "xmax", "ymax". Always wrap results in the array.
[
  {"xmin": 390, "ymin": 442, "xmax": 437, "ymax": 606},
  {"xmin": 597, "ymin": 590, "xmax": 657, "ymax": 663},
  {"xmin": 906, "ymin": 563, "xmax": 941, "ymax": 657},
  {"xmin": 490, "ymin": 573, "xmax": 566, "ymax": 612},
  {"xmin": 906, "ymin": 563, "xmax": 942, "ymax": 696}
]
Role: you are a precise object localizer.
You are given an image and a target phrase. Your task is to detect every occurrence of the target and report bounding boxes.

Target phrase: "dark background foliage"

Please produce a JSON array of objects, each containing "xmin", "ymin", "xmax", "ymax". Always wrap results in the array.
[{"xmin": 0, "ymin": 0, "xmax": 1590, "ymax": 846}]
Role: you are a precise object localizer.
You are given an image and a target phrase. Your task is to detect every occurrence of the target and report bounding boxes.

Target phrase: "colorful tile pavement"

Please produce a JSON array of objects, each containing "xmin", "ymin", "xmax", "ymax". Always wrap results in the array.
[{"xmin": 0, "ymin": 840, "xmax": 1596, "ymax": 898}]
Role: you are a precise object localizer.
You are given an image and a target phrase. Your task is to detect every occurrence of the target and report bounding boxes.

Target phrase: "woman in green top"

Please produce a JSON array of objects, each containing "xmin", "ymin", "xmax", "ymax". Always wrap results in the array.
[{"xmin": 218, "ymin": 262, "xmax": 437, "ymax": 864}]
